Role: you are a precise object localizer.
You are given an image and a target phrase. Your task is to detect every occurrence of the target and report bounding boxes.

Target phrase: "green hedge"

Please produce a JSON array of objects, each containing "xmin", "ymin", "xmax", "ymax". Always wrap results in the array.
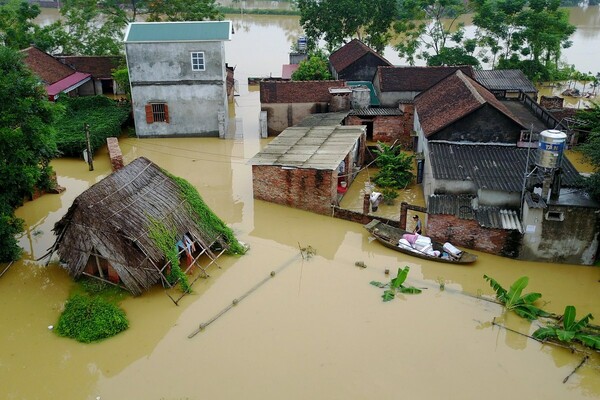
[{"xmin": 54, "ymin": 96, "xmax": 130, "ymax": 157}]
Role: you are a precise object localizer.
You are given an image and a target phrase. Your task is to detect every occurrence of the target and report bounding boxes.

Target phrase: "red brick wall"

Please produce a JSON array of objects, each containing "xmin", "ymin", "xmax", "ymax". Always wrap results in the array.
[
  {"xmin": 252, "ymin": 165, "xmax": 335, "ymax": 215},
  {"xmin": 107, "ymin": 137, "xmax": 124, "ymax": 172},
  {"xmin": 427, "ymin": 214, "xmax": 511, "ymax": 254},
  {"xmin": 345, "ymin": 114, "xmax": 414, "ymax": 149},
  {"xmin": 260, "ymin": 80, "xmax": 346, "ymax": 103}
]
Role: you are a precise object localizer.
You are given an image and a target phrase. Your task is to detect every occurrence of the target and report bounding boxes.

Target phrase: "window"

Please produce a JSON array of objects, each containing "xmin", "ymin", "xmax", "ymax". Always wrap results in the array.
[
  {"xmin": 191, "ymin": 52, "xmax": 205, "ymax": 71},
  {"xmin": 545, "ymin": 210, "xmax": 564, "ymax": 221},
  {"xmin": 145, "ymin": 103, "xmax": 169, "ymax": 124}
]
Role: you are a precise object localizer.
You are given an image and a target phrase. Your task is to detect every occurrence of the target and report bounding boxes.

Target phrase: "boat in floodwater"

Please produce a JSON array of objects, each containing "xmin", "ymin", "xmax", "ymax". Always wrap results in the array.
[{"xmin": 365, "ymin": 219, "xmax": 478, "ymax": 264}]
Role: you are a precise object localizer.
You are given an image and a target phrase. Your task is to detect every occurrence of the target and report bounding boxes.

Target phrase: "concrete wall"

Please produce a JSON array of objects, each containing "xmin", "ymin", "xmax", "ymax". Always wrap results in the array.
[
  {"xmin": 478, "ymin": 189, "xmax": 521, "ymax": 208},
  {"xmin": 521, "ymin": 202, "xmax": 599, "ymax": 265},
  {"xmin": 261, "ymin": 102, "xmax": 329, "ymax": 136},
  {"xmin": 126, "ymin": 41, "xmax": 228, "ymax": 137},
  {"xmin": 252, "ymin": 165, "xmax": 336, "ymax": 215},
  {"xmin": 427, "ymin": 214, "xmax": 520, "ymax": 257}
]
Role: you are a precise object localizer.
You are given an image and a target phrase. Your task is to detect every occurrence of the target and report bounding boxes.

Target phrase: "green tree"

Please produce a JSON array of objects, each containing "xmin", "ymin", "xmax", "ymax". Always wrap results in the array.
[
  {"xmin": 373, "ymin": 143, "xmax": 415, "ymax": 189},
  {"xmin": 473, "ymin": 0, "xmax": 575, "ymax": 77},
  {"xmin": 144, "ymin": 0, "xmax": 223, "ymax": 22},
  {"xmin": 0, "ymin": 46, "xmax": 58, "ymax": 261},
  {"xmin": 112, "ymin": 65, "xmax": 130, "ymax": 99},
  {"xmin": 297, "ymin": 0, "xmax": 397, "ymax": 53},
  {"xmin": 427, "ymin": 44, "xmax": 480, "ymax": 67},
  {"xmin": 291, "ymin": 53, "xmax": 332, "ymax": 81},
  {"xmin": 394, "ymin": 0, "xmax": 472, "ymax": 65},
  {"xmin": 0, "ymin": 0, "xmax": 61, "ymax": 52},
  {"xmin": 577, "ymin": 102, "xmax": 600, "ymax": 200}
]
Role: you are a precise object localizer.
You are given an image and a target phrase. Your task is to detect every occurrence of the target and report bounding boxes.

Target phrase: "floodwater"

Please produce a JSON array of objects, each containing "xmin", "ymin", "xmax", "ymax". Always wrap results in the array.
[{"xmin": 1, "ymin": 6, "xmax": 599, "ymax": 400}]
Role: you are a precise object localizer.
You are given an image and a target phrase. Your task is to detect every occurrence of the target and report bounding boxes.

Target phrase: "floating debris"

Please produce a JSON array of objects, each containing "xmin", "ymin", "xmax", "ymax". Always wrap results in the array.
[{"xmin": 354, "ymin": 261, "xmax": 367, "ymax": 269}]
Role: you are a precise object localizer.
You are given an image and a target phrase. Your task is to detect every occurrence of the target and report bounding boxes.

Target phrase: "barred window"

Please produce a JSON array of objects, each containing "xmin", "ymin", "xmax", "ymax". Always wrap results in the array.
[
  {"xmin": 191, "ymin": 52, "xmax": 205, "ymax": 71},
  {"xmin": 145, "ymin": 103, "xmax": 169, "ymax": 124}
]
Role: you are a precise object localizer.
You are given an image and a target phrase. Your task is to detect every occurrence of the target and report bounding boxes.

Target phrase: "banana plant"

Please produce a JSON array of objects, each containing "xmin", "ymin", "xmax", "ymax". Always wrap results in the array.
[
  {"xmin": 483, "ymin": 275, "xmax": 550, "ymax": 320},
  {"xmin": 371, "ymin": 266, "xmax": 422, "ymax": 302},
  {"xmin": 533, "ymin": 306, "xmax": 600, "ymax": 350}
]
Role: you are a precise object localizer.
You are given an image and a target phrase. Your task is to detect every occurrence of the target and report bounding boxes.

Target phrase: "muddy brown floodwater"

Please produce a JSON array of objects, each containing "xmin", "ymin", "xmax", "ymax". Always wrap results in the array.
[{"xmin": 2, "ymin": 9, "xmax": 600, "ymax": 400}]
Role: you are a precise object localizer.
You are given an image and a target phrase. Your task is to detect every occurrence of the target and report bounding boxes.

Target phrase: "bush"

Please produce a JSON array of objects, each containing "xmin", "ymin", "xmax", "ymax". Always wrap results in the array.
[
  {"xmin": 381, "ymin": 188, "xmax": 399, "ymax": 205},
  {"xmin": 0, "ymin": 210, "xmax": 24, "ymax": 262},
  {"xmin": 54, "ymin": 96, "xmax": 130, "ymax": 157},
  {"xmin": 55, "ymin": 294, "xmax": 129, "ymax": 343},
  {"xmin": 373, "ymin": 143, "xmax": 415, "ymax": 189}
]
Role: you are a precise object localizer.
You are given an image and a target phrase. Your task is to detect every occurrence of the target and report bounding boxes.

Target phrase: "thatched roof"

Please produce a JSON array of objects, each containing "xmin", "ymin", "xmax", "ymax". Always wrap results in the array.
[{"xmin": 53, "ymin": 157, "xmax": 227, "ymax": 295}]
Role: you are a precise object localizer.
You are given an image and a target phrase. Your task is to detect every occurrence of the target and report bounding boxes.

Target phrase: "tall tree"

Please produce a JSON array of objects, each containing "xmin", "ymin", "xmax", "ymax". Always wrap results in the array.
[
  {"xmin": 0, "ymin": 47, "xmax": 58, "ymax": 261},
  {"xmin": 473, "ymin": 0, "xmax": 575, "ymax": 75},
  {"xmin": 291, "ymin": 52, "xmax": 332, "ymax": 81},
  {"xmin": 144, "ymin": 0, "xmax": 223, "ymax": 22},
  {"xmin": 297, "ymin": 0, "xmax": 397, "ymax": 53},
  {"xmin": 394, "ymin": 0, "xmax": 472, "ymax": 65}
]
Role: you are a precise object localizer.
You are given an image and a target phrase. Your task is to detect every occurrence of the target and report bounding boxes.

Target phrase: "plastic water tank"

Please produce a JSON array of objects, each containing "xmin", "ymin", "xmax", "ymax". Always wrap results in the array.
[{"xmin": 536, "ymin": 129, "xmax": 567, "ymax": 169}]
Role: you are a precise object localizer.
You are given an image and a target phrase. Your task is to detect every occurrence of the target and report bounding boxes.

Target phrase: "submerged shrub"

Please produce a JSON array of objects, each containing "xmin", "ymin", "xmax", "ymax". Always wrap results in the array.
[{"xmin": 55, "ymin": 294, "xmax": 129, "ymax": 343}]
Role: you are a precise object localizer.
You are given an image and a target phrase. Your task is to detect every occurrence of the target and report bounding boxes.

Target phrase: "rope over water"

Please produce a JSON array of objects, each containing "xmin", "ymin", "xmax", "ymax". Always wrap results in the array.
[{"xmin": 188, "ymin": 253, "xmax": 302, "ymax": 339}]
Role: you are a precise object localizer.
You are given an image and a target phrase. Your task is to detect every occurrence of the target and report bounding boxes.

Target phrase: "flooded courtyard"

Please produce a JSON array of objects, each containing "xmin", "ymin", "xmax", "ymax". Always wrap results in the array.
[{"xmin": 1, "ymin": 6, "xmax": 600, "ymax": 400}]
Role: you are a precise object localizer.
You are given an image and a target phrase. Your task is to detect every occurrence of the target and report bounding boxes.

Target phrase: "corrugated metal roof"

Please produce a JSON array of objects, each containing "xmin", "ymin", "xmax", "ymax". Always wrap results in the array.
[
  {"xmin": 349, "ymin": 108, "xmax": 403, "ymax": 116},
  {"xmin": 427, "ymin": 194, "xmax": 476, "ymax": 219},
  {"xmin": 429, "ymin": 142, "xmax": 581, "ymax": 192},
  {"xmin": 248, "ymin": 125, "xmax": 365, "ymax": 170},
  {"xmin": 124, "ymin": 21, "xmax": 231, "ymax": 43},
  {"xmin": 428, "ymin": 194, "xmax": 522, "ymax": 230},
  {"xmin": 474, "ymin": 69, "xmax": 538, "ymax": 93}
]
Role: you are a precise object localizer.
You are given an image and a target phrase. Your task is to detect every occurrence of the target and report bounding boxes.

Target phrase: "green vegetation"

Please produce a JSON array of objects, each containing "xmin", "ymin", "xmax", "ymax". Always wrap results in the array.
[
  {"xmin": 371, "ymin": 266, "xmax": 422, "ymax": 301},
  {"xmin": 147, "ymin": 216, "xmax": 191, "ymax": 293},
  {"xmin": 394, "ymin": 0, "xmax": 473, "ymax": 65},
  {"xmin": 576, "ymin": 102, "xmax": 600, "ymax": 201},
  {"xmin": 55, "ymin": 294, "xmax": 129, "ymax": 343},
  {"xmin": 373, "ymin": 143, "xmax": 415, "ymax": 189},
  {"xmin": 170, "ymin": 174, "xmax": 246, "ymax": 255},
  {"xmin": 221, "ymin": 7, "xmax": 299, "ymax": 16},
  {"xmin": 381, "ymin": 188, "xmax": 399, "ymax": 205},
  {"xmin": 533, "ymin": 306, "xmax": 600, "ymax": 349},
  {"xmin": 112, "ymin": 66, "xmax": 131, "ymax": 99},
  {"xmin": 0, "ymin": 46, "xmax": 58, "ymax": 262},
  {"xmin": 483, "ymin": 275, "xmax": 550, "ymax": 320},
  {"xmin": 291, "ymin": 52, "xmax": 332, "ymax": 81},
  {"xmin": 297, "ymin": 0, "xmax": 397, "ymax": 52},
  {"xmin": 54, "ymin": 96, "xmax": 130, "ymax": 157}
]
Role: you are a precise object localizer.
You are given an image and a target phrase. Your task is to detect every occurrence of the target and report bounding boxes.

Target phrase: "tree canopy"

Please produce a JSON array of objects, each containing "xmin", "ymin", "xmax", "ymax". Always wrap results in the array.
[
  {"xmin": 576, "ymin": 103, "xmax": 600, "ymax": 201},
  {"xmin": 297, "ymin": 0, "xmax": 397, "ymax": 53},
  {"xmin": 291, "ymin": 53, "xmax": 332, "ymax": 81},
  {"xmin": 0, "ymin": 46, "xmax": 59, "ymax": 261}
]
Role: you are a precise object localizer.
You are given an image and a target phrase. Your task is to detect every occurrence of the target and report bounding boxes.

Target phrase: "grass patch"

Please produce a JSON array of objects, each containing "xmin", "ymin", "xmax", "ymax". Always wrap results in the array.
[{"xmin": 55, "ymin": 294, "xmax": 129, "ymax": 343}]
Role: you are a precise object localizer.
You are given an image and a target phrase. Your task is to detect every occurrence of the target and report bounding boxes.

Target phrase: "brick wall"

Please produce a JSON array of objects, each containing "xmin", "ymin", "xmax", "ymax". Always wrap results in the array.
[
  {"xmin": 345, "ymin": 114, "xmax": 414, "ymax": 149},
  {"xmin": 427, "ymin": 214, "xmax": 518, "ymax": 256},
  {"xmin": 540, "ymin": 95, "xmax": 564, "ymax": 110},
  {"xmin": 252, "ymin": 165, "xmax": 335, "ymax": 215},
  {"xmin": 107, "ymin": 137, "xmax": 124, "ymax": 172},
  {"xmin": 260, "ymin": 80, "xmax": 346, "ymax": 103}
]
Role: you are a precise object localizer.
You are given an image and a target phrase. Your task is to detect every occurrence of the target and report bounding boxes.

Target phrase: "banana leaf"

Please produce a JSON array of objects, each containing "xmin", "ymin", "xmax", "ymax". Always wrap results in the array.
[
  {"xmin": 505, "ymin": 276, "xmax": 529, "ymax": 309},
  {"xmin": 576, "ymin": 334, "xmax": 600, "ymax": 349},
  {"xmin": 483, "ymin": 274, "xmax": 507, "ymax": 301}
]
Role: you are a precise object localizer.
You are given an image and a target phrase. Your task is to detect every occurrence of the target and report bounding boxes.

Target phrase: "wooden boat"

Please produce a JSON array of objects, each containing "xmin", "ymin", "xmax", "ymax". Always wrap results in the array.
[{"xmin": 364, "ymin": 219, "xmax": 478, "ymax": 264}]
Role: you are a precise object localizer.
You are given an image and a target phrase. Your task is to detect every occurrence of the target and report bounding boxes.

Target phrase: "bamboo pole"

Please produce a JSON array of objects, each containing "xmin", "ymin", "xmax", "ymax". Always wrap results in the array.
[
  {"xmin": 563, "ymin": 356, "xmax": 589, "ymax": 384},
  {"xmin": 0, "ymin": 261, "xmax": 14, "ymax": 279}
]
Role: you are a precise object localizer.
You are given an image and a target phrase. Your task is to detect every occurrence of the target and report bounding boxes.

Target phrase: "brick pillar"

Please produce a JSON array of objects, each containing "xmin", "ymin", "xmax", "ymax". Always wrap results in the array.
[
  {"xmin": 106, "ymin": 137, "xmax": 124, "ymax": 172},
  {"xmin": 363, "ymin": 193, "xmax": 370, "ymax": 214},
  {"xmin": 400, "ymin": 202, "xmax": 408, "ymax": 230}
]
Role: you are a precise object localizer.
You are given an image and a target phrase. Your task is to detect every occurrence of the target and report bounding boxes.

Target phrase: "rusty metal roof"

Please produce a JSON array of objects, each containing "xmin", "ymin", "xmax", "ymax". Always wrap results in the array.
[{"xmin": 248, "ymin": 125, "xmax": 365, "ymax": 170}]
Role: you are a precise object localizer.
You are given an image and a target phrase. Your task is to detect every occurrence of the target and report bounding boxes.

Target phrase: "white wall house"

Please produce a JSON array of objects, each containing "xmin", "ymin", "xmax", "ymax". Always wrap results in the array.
[{"xmin": 124, "ymin": 21, "xmax": 231, "ymax": 138}]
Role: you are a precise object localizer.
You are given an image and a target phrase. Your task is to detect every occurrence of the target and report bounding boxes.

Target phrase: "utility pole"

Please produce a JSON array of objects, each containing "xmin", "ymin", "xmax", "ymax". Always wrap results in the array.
[{"xmin": 84, "ymin": 123, "xmax": 94, "ymax": 171}]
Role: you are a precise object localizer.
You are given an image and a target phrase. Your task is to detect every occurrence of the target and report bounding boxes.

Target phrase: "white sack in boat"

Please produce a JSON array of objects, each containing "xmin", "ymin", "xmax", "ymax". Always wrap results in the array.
[{"xmin": 443, "ymin": 242, "xmax": 462, "ymax": 258}]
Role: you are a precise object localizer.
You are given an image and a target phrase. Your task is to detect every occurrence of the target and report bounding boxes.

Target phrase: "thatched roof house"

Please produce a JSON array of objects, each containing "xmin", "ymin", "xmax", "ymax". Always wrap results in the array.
[{"xmin": 51, "ymin": 157, "xmax": 229, "ymax": 296}]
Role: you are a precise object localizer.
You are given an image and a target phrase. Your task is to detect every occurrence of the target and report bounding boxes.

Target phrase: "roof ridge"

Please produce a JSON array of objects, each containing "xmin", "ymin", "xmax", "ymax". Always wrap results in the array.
[{"xmin": 456, "ymin": 70, "xmax": 485, "ymax": 105}]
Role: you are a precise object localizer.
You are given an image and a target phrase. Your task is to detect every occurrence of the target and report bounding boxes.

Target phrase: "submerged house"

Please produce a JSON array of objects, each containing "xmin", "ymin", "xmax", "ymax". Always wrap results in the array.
[
  {"xmin": 329, "ymin": 39, "xmax": 392, "ymax": 82},
  {"xmin": 249, "ymin": 125, "xmax": 366, "ymax": 215},
  {"xmin": 124, "ymin": 21, "xmax": 232, "ymax": 138},
  {"xmin": 21, "ymin": 46, "xmax": 92, "ymax": 101},
  {"xmin": 50, "ymin": 157, "xmax": 230, "ymax": 296}
]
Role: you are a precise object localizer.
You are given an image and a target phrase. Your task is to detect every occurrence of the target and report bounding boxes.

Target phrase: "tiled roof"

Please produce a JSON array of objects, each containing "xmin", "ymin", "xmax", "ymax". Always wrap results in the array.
[
  {"xmin": 21, "ymin": 47, "xmax": 75, "ymax": 85},
  {"xmin": 260, "ymin": 80, "xmax": 345, "ymax": 103},
  {"xmin": 414, "ymin": 70, "xmax": 525, "ymax": 137},
  {"xmin": 248, "ymin": 125, "xmax": 365, "ymax": 170},
  {"xmin": 125, "ymin": 21, "xmax": 231, "ymax": 42},
  {"xmin": 429, "ymin": 142, "xmax": 581, "ymax": 192},
  {"xmin": 56, "ymin": 56, "xmax": 124, "ymax": 79},
  {"xmin": 329, "ymin": 39, "xmax": 392, "ymax": 73},
  {"xmin": 376, "ymin": 65, "xmax": 474, "ymax": 92},
  {"xmin": 474, "ymin": 69, "xmax": 537, "ymax": 93}
]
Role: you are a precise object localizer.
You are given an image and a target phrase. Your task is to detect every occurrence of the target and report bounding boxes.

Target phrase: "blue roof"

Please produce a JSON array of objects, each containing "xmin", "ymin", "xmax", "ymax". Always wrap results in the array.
[{"xmin": 125, "ymin": 21, "xmax": 232, "ymax": 43}]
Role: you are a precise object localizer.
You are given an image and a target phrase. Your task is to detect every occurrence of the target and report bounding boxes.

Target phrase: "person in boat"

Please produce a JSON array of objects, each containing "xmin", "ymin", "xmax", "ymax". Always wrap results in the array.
[{"xmin": 412, "ymin": 215, "xmax": 422, "ymax": 235}]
